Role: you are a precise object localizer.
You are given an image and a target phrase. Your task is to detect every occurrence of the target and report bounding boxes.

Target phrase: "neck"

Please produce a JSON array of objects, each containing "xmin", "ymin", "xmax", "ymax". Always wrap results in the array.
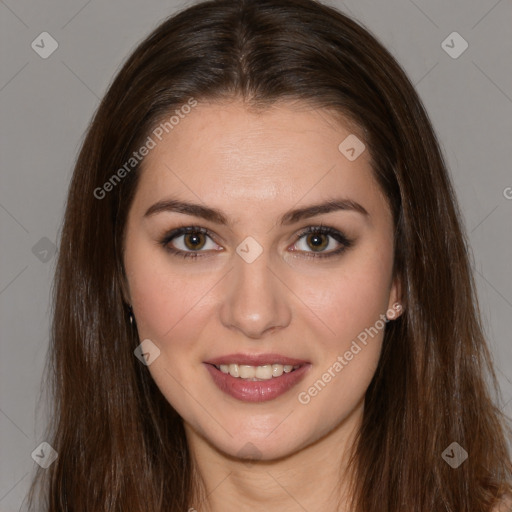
[{"xmin": 185, "ymin": 399, "xmax": 363, "ymax": 512}]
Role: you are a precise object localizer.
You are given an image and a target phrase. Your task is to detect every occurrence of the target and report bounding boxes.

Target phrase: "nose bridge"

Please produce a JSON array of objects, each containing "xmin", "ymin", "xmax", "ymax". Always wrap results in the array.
[{"xmin": 219, "ymin": 247, "xmax": 291, "ymax": 338}]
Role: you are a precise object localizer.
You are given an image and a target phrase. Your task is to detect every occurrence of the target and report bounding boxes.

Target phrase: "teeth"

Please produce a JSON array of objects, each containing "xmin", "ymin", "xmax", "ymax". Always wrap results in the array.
[
  {"xmin": 216, "ymin": 363, "xmax": 301, "ymax": 380},
  {"xmin": 272, "ymin": 364, "xmax": 284, "ymax": 377},
  {"xmin": 239, "ymin": 365, "xmax": 255, "ymax": 378},
  {"xmin": 255, "ymin": 365, "xmax": 273, "ymax": 379}
]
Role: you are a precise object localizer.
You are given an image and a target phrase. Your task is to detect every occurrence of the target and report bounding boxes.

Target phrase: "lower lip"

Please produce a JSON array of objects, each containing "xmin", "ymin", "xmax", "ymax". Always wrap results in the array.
[{"xmin": 204, "ymin": 363, "xmax": 311, "ymax": 402}]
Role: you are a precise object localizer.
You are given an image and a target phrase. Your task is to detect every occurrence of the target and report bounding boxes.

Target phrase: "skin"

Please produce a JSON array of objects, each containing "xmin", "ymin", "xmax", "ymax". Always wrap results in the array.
[{"xmin": 122, "ymin": 99, "xmax": 402, "ymax": 511}]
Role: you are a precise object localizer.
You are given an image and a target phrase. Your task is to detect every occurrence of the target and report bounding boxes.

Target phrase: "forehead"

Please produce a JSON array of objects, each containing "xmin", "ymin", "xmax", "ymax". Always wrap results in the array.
[{"xmin": 131, "ymin": 100, "xmax": 387, "ymax": 223}]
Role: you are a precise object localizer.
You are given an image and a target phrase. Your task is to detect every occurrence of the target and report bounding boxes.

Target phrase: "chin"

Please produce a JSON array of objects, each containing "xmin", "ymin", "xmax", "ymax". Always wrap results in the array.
[{"xmin": 205, "ymin": 423, "xmax": 315, "ymax": 463}]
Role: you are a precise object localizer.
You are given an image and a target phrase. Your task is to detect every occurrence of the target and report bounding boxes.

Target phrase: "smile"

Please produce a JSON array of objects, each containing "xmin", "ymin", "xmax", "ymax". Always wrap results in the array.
[
  {"xmin": 214, "ymin": 363, "xmax": 302, "ymax": 380},
  {"xmin": 204, "ymin": 361, "xmax": 311, "ymax": 402}
]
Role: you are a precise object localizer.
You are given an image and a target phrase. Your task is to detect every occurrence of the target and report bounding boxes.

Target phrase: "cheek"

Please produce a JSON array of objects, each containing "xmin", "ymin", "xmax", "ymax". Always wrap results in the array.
[
  {"xmin": 123, "ymin": 227, "xmax": 395, "ymax": 453},
  {"xmin": 289, "ymin": 243, "xmax": 394, "ymax": 411},
  {"xmin": 124, "ymin": 229, "xmax": 219, "ymax": 340},
  {"xmin": 292, "ymin": 243, "xmax": 394, "ymax": 348}
]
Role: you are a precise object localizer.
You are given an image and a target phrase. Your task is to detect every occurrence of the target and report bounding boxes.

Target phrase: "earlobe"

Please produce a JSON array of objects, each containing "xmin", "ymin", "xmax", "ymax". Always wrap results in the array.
[
  {"xmin": 387, "ymin": 276, "xmax": 403, "ymax": 320},
  {"xmin": 386, "ymin": 302, "xmax": 403, "ymax": 321}
]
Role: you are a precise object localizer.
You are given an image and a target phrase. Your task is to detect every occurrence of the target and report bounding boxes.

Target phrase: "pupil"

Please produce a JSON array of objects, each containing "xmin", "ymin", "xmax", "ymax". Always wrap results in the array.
[
  {"xmin": 308, "ymin": 234, "xmax": 327, "ymax": 251},
  {"xmin": 185, "ymin": 232, "xmax": 205, "ymax": 250}
]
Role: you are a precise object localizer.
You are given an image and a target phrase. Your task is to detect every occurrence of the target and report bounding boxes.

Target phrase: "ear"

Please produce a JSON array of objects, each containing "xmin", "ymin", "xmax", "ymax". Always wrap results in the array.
[
  {"xmin": 119, "ymin": 267, "xmax": 132, "ymax": 306},
  {"xmin": 386, "ymin": 274, "xmax": 403, "ymax": 320}
]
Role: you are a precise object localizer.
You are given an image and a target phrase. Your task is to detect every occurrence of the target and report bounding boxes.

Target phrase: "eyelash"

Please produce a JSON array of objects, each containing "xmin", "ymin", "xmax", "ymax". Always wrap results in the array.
[{"xmin": 159, "ymin": 224, "xmax": 353, "ymax": 260}]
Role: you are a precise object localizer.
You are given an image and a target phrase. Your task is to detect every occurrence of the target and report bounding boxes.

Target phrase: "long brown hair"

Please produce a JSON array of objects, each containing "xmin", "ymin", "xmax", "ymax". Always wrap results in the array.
[{"xmin": 28, "ymin": 0, "xmax": 512, "ymax": 510}]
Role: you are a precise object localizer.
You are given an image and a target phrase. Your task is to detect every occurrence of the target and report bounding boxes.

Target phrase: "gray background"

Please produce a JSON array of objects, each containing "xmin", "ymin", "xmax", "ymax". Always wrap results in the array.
[{"xmin": 1, "ymin": 0, "xmax": 511, "ymax": 509}]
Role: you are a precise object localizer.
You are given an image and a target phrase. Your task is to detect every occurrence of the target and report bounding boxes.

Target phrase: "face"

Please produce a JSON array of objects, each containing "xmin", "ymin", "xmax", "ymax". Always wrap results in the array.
[{"xmin": 122, "ymin": 100, "xmax": 401, "ymax": 461}]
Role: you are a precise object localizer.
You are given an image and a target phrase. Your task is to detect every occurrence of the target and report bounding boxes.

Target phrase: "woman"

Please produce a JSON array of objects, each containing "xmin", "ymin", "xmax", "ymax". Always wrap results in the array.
[{"xmin": 28, "ymin": 0, "xmax": 512, "ymax": 510}]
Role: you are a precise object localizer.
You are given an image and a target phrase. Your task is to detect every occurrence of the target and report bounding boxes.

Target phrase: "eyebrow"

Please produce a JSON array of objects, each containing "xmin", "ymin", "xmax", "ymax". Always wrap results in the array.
[{"xmin": 144, "ymin": 197, "xmax": 369, "ymax": 225}]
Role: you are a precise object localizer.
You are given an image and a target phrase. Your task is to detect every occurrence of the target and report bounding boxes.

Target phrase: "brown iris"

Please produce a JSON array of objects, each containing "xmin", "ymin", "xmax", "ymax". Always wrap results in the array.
[
  {"xmin": 184, "ymin": 232, "xmax": 207, "ymax": 250},
  {"xmin": 306, "ymin": 233, "xmax": 328, "ymax": 252}
]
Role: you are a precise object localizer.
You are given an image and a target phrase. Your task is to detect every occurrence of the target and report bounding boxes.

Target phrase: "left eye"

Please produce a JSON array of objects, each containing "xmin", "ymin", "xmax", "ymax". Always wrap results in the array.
[
  {"xmin": 160, "ymin": 225, "xmax": 352, "ymax": 259},
  {"xmin": 293, "ymin": 232, "xmax": 338, "ymax": 253},
  {"xmin": 289, "ymin": 226, "xmax": 352, "ymax": 257}
]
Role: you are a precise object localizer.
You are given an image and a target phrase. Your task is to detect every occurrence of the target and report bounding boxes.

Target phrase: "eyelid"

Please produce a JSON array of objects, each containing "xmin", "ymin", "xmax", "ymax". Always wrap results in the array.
[
  {"xmin": 159, "ymin": 224, "xmax": 353, "ymax": 259},
  {"xmin": 159, "ymin": 225, "xmax": 221, "ymax": 256},
  {"xmin": 290, "ymin": 225, "xmax": 353, "ymax": 258}
]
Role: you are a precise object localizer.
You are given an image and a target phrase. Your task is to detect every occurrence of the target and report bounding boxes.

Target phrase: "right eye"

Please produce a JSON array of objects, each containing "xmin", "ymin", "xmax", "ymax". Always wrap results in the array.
[{"xmin": 159, "ymin": 226, "xmax": 222, "ymax": 259}]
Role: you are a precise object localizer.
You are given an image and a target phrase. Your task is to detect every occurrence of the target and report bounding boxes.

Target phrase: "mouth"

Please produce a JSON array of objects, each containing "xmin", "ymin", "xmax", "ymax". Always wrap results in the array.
[
  {"xmin": 209, "ymin": 362, "xmax": 303, "ymax": 380},
  {"xmin": 203, "ymin": 354, "xmax": 311, "ymax": 402}
]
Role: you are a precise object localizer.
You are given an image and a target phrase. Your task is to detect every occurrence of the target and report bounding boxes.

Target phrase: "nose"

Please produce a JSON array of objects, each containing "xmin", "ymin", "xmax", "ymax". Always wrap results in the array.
[{"xmin": 219, "ymin": 250, "xmax": 292, "ymax": 339}]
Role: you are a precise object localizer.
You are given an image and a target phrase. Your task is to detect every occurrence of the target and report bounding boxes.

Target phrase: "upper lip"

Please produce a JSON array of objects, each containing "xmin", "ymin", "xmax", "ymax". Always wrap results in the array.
[{"xmin": 204, "ymin": 353, "xmax": 309, "ymax": 366}]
